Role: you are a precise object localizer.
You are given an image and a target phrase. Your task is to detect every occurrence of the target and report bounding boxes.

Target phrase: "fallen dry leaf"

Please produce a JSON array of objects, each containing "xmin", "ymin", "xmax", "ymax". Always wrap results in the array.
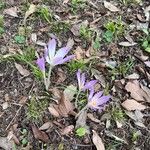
[
  {"xmin": 39, "ymin": 122, "xmax": 53, "ymax": 130},
  {"xmin": 76, "ymin": 109, "xmax": 87, "ymax": 128},
  {"xmin": 119, "ymin": 41, "xmax": 137, "ymax": 47},
  {"xmin": 144, "ymin": 61, "xmax": 150, "ymax": 68},
  {"xmin": 140, "ymin": 84, "xmax": 150, "ymax": 103},
  {"xmin": 125, "ymin": 73, "xmax": 139, "ymax": 80},
  {"xmin": 24, "ymin": 4, "xmax": 36, "ymax": 24},
  {"xmin": 87, "ymin": 113, "xmax": 100, "ymax": 123},
  {"xmin": 63, "ymin": 85, "xmax": 77, "ymax": 102},
  {"xmin": 122, "ymin": 99, "xmax": 146, "ymax": 111},
  {"xmin": 15, "ymin": 63, "xmax": 30, "ymax": 76},
  {"xmin": 125, "ymin": 80, "xmax": 146, "ymax": 101},
  {"xmin": 125, "ymin": 110, "xmax": 146, "ymax": 128},
  {"xmin": 144, "ymin": 5, "xmax": 150, "ymax": 21},
  {"xmin": 50, "ymin": 87, "xmax": 61, "ymax": 100},
  {"xmin": 66, "ymin": 38, "xmax": 74, "ymax": 49},
  {"xmin": 19, "ymin": 96, "xmax": 28, "ymax": 105},
  {"xmin": 63, "ymin": 0, "xmax": 69, "ymax": 4},
  {"xmin": 4, "ymin": 7, "xmax": 18, "ymax": 17},
  {"xmin": 48, "ymin": 105, "xmax": 60, "ymax": 117},
  {"xmin": 31, "ymin": 125, "xmax": 49, "ymax": 143},
  {"xmin": 31, "ymin": 33, "xmax": 37, "ymax": 43},
  {"xmin": 0, "ymin": 137, "xmax": 13, "ymax": 150},
  {"xmin": 92, "ymin": 130, "xmax": 105, "ymax": 150},
  {"xmin": 61, "ymin": 125, "xmax": 74, "ymax": 135},
  {"xmin": 55, "ymin": 93, "xmax": 74, "ymax": 117},
  {"xmin": 49, "ymin": 85, "xmax": 76, "ymax": 117},
  {"xmin": 56, "ymin": 68, "xmax": 67, "ymax": 83},
  {"xmin": 2, "ymin": 102, "xmax": 9, "ymax": 110},
  {"xmin": 75, "ymin": 46, "xmax": 85, "ymax": 60},
  {"xmin": 104, "ymin": 1, "xmax": 120, "ymax": 12}
]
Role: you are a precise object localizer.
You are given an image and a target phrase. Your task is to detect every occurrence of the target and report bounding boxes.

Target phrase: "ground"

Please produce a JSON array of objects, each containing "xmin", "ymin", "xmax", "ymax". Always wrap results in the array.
[{"xmin": 0, "ymin": 0, "xmax": 150, "ymax": 150}]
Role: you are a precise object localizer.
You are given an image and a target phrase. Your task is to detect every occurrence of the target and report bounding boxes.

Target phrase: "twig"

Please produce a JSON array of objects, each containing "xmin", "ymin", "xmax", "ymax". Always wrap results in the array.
[{"xmin": 5, "ymin": 105, "xmax": 22, "ymax": 131}]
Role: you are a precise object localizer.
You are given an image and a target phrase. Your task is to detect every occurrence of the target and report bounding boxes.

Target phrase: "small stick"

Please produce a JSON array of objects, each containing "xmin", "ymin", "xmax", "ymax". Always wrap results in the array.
[{"xmin": 5, "ymin": 105, "xmax": 22, "ymax": 131}]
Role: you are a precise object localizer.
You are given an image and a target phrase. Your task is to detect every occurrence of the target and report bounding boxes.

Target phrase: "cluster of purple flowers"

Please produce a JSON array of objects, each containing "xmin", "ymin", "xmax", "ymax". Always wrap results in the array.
[
  {"xmin": 76, "ymin": 70, "xmax": 111, "ymax": 111},
  {"xmin": 36, "ymin": 38, "xmax": 111, "ymax": 111}
]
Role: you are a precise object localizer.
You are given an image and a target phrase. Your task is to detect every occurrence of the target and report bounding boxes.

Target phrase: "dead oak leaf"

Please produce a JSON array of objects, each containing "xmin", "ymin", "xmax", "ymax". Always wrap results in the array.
[
  {"xmin": 60, "ymin": 125, "xmax": 74, "ymax": 135},
  {"xmin": 49, "ymin": 85, "xmax": 76, "ymax": 117},
  {"xmin": 48, "ymin": 105, "xmax": 60, "ymax": 117},
  {"xmin": 31, "ymin": 125, "xmax": 49, "ymax": 143},
  {"xmin": 87, "ymin": 113, "xmax": 100, "ymax": 123},
  {"xmin": 125, "ymin": 80, "xmax": 147, "ymax": 101},
  {"xmin": 0, "ymin": 137, "xmax": 13, "ymax": 150},
  {"xmin": 54, "ymin": 93, "xmax": 74, "ymax": 117},
  {"xmin": 122, "ymin": 99, "xmax": 146, "ymax": 111},
  {"xmin": 56, "ymin": 68, "xmax": 67, "ymax": 83},
  {"xmin": 4, "ymin": 7, "xmax": 18, "ymax": 17},
  {"xmin": 15, "ymin": 63, "xmax": 30, "ymax": 76},
  {"xmin": 104, "ymin": 1, "xmax": 120, "ymax": 12},
  {"xmin": 74, "ymin": 46, "xmax": 85, "ymax": 60},
  {"xmin": 92, "ymin": 130, "xmax": 105, "ymax": 150},
  {"xmin": 39, "ymin": 122, "xmax": 53, "ymax": 130}
]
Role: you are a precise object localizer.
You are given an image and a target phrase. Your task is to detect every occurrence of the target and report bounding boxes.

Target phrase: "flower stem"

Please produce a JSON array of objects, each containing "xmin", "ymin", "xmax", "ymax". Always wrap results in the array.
[
  {"xmin": 75, "ymin": 90, "xmax": 81, "ymax": 108},
  {"xmin": 45, "ymin": 66, "xmax": 52, "ymax": 90},
  {"xmin": 43, "ymin": 71, "xmax": 47, "ymax": 89}
]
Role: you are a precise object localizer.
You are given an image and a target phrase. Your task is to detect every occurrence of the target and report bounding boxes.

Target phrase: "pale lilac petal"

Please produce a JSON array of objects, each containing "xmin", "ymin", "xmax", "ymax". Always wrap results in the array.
[
  {"xmin": 81, "ymin": 73, "xmax": 86, "ymax": 88},
  {"xmin": 44, "ymin": 46, "xmax": 48, "ymax": 58},
  {"xmin": 97, "ymin": 95, "xmax": 111, "ymax": 106},
  {"xmin": 88, "ymin": 88, "xmax": 94, "ymax": 101},
  {"xmin": 48, "ymin": 39, "xmax": 56, "ymax": 59},
  {"xmin": 53, "ymin": 55, "xmax": 75, "ymax": 65},
  {"xmin": 55, "ymin": 47, "xmax": 71, "ymax": 58},
  {"xmin": 92, "ymin": 91, "xmax": 103, "ymax": 101},
  {"xmin": 36, "ymin": 57, "xmax": 45, "ymax": 71},
  {"xmin": 52, "ymin": 57, "xmax": 63, "ymax": 65},
  {"xmin": 83, "ymin": 80, "xmax": 97, "ymax": 91}
]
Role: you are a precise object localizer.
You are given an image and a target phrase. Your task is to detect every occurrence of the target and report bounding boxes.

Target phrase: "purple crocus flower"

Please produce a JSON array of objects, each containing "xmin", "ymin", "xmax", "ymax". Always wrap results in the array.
[
  {"xmin": 87, "ymin": 88, "xmax": 111, "ymax": 111},
  {"xmin": 45, "ymin": 39, "xmax": 75, "ymax": 67},
  {"xmin": 36, "ymin": 57, "xmax": 45, "ymax": 72},
  {"xmin": 76, "ymin": 70, "xmax": 97, "ymax": 91}
]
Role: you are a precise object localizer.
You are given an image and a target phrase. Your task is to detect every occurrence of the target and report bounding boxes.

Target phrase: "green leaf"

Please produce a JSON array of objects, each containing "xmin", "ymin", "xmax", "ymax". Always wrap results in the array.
[
  {"xmin": 142, "ymin": 29, "xmax": 149, "ymax": 35},
  {"xmin": 142, "ymin": 40, "xmax": 149, "ymax": 49},
  {"xmin": 93, "ymin": 37, "xmax": 101, "ymax": 50},
  {"xmin": 21, "ymin": 138, "xmax": 28, "ymax": 146},
  {"xmin": 14, "ymin": 35, "xmax": 26, "ymax": 44},
  {"xmin": 145, "ymin": 46, "xmax": 150, "ymax": 53},
  {"xmin": 76, "ymin": 127, "xmax": 86, "ymax": 137},
  {"xmin": 0, "ymin": 27, "xmax": 4, "ymax": 35},
  {"xmin": 103, "ymin": 30, "xmax": 114, "ymax": 43}
]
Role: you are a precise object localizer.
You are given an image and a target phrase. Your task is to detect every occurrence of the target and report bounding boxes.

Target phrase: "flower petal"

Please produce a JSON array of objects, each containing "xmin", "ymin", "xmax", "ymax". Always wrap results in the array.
[
  {"xmin": 92, "ymin": 91, "xmax": 103, "ymax": 101},
  {"xmin": 81, "ymin": 73, "xmax": 86, "ymax": 89},
  {"xmin": 55, "ymin": 46, "xmax": 71, "ymax": 58},
  {"xmin": 36, "ymin": 57, "xmax": 45, "ymax": 71},
  {"xmin": 48, "ymin": 39, "xmax": 56, "ymax": 60},
  {"xmin": 88, "ymin": 88, "xmax": 94, "ymax": 101},
  {"xmin": 53, "ymin": 55, "xmax": 75, "ymax": 66},
  {"xmin": 83, "ymin": 80, "xmax": 97, "ymax": 91},
  {"xmin": 97, "ymin": 95, "xmax": 111, "ymax": 106}
]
